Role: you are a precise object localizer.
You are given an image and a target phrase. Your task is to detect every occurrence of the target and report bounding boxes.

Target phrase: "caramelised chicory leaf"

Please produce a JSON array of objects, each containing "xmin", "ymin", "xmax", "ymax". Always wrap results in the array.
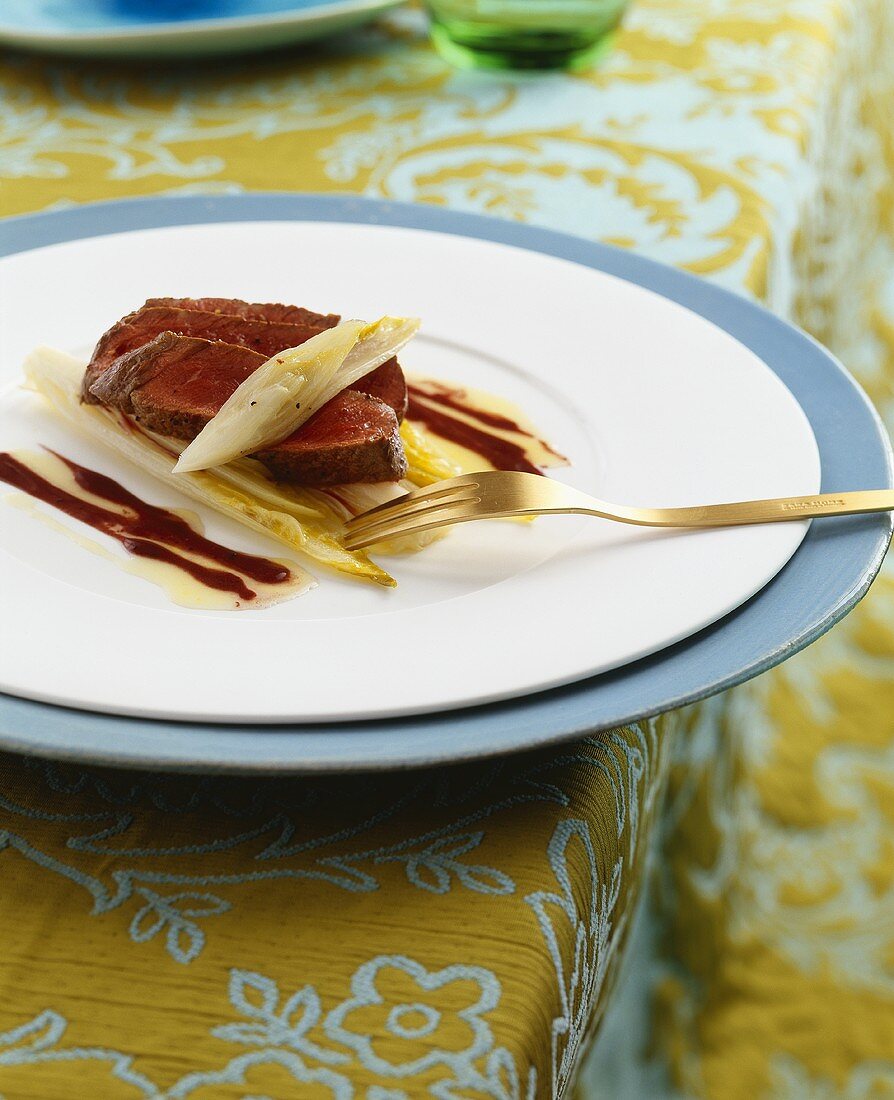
[
  {"xmin": 23, "ymin": 346, "xmax": 397, "ymax": 587},
  {"xmin": 174, "ymin": 315, "xmax": 420, "ymax": 474}
]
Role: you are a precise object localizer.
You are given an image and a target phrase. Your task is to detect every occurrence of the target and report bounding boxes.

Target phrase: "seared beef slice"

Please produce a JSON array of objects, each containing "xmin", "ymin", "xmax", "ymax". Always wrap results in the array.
[
  {"xmin": 89, "ymin": 333, "xmax": 266, "ymax": 439},
  {"xmin": 256, "ymin": 392, "xmax": 408, "ymax": 486},
  {"xmin": 89, "ymin": 332, "xmax": 407, "ymax": 485},
  {"xmin": 145, "ymin": 298, "xmax": 340, "ymax": 327},
  {"xmin": 83, "ymin": 303, "xmax": 339, "ymax": 401}
]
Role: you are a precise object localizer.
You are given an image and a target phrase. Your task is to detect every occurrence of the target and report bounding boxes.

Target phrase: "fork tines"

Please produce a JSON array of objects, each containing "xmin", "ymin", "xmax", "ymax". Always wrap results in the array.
[{"xmin": 342, "ymin": 475, "xmax": 481, "ymax": 550}]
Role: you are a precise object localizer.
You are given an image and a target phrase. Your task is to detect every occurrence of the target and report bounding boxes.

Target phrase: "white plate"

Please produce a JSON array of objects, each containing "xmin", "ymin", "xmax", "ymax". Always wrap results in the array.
[{"xmin": 0, "ymin": 220, "xmax": 820, "ymax": 723}]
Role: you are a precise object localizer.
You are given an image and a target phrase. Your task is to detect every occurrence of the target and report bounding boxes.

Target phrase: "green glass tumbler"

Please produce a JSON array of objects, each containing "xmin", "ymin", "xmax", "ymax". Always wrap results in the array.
[{"xmin": 425, "ymin": 0, "xmax": 630, "ymax": 71}]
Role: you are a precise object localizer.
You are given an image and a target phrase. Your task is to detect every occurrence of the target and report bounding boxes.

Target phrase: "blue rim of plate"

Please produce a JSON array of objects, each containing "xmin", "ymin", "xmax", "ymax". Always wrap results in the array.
[
  {"xmin": 0, "ymin": 193, "xmax": 891, "ymax": 773},
  {"xmin": 0, "ymin": 0, "xmax": 398, "ymax": 50}
]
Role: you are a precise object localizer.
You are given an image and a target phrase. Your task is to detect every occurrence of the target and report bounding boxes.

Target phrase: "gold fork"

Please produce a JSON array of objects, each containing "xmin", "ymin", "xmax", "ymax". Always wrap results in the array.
[{"xmin": 342, "ymin": 470, "xmax": 894, "ymax": 551}]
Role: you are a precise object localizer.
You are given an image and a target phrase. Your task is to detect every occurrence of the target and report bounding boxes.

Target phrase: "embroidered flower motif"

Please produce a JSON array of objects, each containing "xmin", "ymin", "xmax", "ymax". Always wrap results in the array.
[
  {"xmin": 213, "ymin": 969, "xmax": 347, "ymax": 1067},
  {"xmin": 525, "ymin": 819, "xmax": 622, "ymax": 1099},
  {"xmin": 432, "ymin": 1047, "xmax": 538, "ymax": 1100},
  {"xmin": 0, "ymin": 963, "xmax": 536, "ymax": 1100},
  {"xmin": 0, "ymin": 1010, "xmax": 66, "ymax": 1061},
  {"xmin": 167, "ymin": 1049, "xmax": 352, "ymax": 1100},
  {"xmin": 0, "ymin": 1010, "xmax": 158, "ymax": 1096},
  {"xmin": 376, "ymin": 832, "xmax": 515, "ymax": 895},
  {"xmin": 325, "ymin": 956, "xmax": 499, "ymax": 1078},
  {"xmin": 129, "ymin": 887, "xmax": 229, "ymax": 965}
]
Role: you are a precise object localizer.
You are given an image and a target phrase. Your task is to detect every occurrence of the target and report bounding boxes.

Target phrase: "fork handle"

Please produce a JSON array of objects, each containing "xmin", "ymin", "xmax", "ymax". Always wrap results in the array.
[{"xmin": 596, "ymin": 489, "xmax": 894, "ymax": 528}]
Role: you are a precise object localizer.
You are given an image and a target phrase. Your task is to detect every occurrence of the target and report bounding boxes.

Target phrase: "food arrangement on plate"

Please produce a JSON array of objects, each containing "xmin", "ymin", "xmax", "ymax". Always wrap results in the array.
[{"xmin": 0, "ymin": 296, "xmax": 567, "ymax": 610}]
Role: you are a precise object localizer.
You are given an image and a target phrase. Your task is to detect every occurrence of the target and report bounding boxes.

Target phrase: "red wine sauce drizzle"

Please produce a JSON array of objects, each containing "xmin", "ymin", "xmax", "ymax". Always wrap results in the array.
[
  {"xmin": 406, "ymin": 383, "xmax": 560, "ymax": 476},
  {"xmin": 0, "ymin": 449, "xmax": 291, "ymax": 601}
]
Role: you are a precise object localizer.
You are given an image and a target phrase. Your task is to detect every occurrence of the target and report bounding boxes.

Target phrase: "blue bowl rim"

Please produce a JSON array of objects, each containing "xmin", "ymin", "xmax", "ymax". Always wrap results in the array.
[{"xmin": 0, "ymin": 0, "xmax": 397, "ymax": 44}]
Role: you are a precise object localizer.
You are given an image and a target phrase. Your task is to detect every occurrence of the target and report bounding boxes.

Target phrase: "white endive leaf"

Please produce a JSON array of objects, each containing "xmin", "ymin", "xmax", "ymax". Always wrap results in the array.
[{"xmin": 174, "ymin": 315, "xmax": 420, "ymax": 474}]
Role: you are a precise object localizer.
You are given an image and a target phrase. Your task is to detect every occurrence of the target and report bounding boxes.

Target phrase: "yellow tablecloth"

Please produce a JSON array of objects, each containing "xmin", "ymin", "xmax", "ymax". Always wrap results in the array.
[{"xmin": 0, "ymin": 1, "xmax": 892, "ymax": 1097}]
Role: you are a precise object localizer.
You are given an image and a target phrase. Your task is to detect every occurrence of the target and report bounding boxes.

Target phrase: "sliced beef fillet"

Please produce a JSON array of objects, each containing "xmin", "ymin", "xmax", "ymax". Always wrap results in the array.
[
  {"xmin": 83, "ymin": 303, "xmax": 339, "ymax": 402},
  {"xmin": 354, "ymin": 357, "xmax": 408, "ymax": 422},
  {"xmin": 145, "ymin": 297, "xmax": 340, "ymax": 327},
  {"xmin": 255, "ymin": 391, "xmax": 406, "ymax": 486},
  {"xmin": 89, "ymin": 332, "xmax": 408, "ymax": 485},
  {"xmin": 89, "ymin": 332, "xmax": 264, "ymax": 440}
]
